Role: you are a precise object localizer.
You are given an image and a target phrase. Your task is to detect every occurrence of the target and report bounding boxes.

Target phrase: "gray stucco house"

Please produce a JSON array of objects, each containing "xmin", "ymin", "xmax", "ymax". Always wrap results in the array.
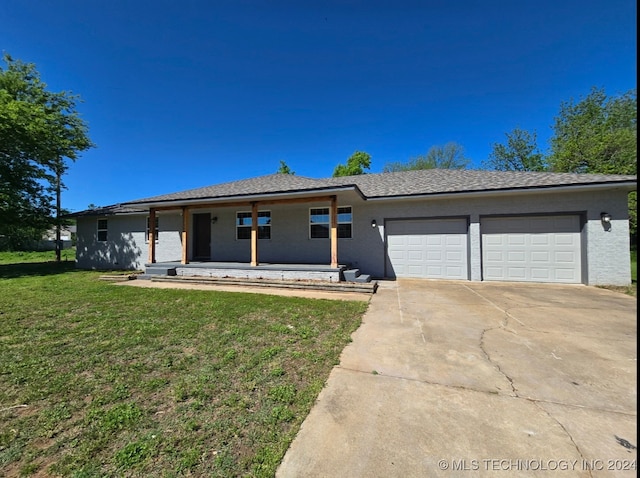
[{"xmin": 70, "ymin": 169, "xmax": 636, "ymax": 286}]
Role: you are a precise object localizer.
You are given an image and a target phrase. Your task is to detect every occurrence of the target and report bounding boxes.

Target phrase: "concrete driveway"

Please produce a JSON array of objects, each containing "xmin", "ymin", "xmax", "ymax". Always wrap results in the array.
[{"xmin": 277, "ymin": 280, "xmax": 637, "ymax": 477}]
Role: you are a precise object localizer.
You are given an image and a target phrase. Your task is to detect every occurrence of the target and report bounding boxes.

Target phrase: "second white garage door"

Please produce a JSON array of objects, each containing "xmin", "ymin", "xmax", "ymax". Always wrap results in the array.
[
  {"xmin": 386, "ymin": 218, "xmax": 469, "ymax": 279},
  {"xmin": 481, "ymin": 215, "xmax": 582, "ymax": 283}
]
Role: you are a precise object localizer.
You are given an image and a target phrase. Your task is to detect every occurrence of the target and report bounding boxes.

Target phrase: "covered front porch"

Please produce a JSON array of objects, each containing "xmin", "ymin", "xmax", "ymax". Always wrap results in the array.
[
  {"xmin": 141, "ymin": 191, "xmax": 377, "ymax": 283},
  {"xmin": 146, "ymin": 194, "xmax": 343, "ymax": 268}
]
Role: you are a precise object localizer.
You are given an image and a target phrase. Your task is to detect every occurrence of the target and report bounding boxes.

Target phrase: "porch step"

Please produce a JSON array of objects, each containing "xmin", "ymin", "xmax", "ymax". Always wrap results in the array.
[
  {"xmin": 144, "ymin": 265, "xmax": 177, "ymax": 276},
  {"xmin": 343, "ymin": 268, "xmax": 372, "ymax": 283},
  {"xmin": 150, "ymin": 275, "xmax": 378, "ymax": 294}
]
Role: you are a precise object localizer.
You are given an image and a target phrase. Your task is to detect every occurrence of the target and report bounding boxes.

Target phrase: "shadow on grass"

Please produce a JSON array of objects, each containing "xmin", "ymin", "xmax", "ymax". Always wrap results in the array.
[{"xmin": 0, "ymin": 260, "xmax": 77, "ymax": 279}]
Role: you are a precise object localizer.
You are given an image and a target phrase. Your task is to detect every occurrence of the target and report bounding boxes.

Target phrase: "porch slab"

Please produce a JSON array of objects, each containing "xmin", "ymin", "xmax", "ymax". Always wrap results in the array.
[
  {"xmin": 144, "ymin": 261, "xmax": 347, "ymax": 283},
  {"xmin": 148, "ymin": 274, "xmax": 378, "ymax": 294}
]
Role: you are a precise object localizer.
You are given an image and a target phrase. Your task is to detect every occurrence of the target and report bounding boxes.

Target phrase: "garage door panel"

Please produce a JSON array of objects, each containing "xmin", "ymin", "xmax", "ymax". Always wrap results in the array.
[
  {"xmin": 482, "ymin": 215, "xmax": 581, "ymax": 284},
  {"xmin": 530, "ymin": 251, "xmax": 550, "ymax": 262},
  {"xmin": 554, "ymin": 234, "xmax": 576, "ymax": 246},
  {"xmin": 530, "ymin": 235, "xmax": 550, "ymax": 245},
  {"xmin": 407, "ymin": 251, "xmax": 424, "ymax": 261},
  {"xmin": 531, "ymin": 269, "xmax": 551, "ymax": 280},
  {"xmin": 508, "ymin": 268, "xmax": 526, "ymax": 279},
  {"xmin": 555, "ymin": 251, "xmax": 576, "ymax": 262},
  {"xmin": 446, "ymin": 251, "xmax": 463, "ymax": 261},
  {"xmin": 508, "ymin": 251, "xmax": 525, "ymax": 261},
  {"xmin": 386, "ymin": 219, "xmax": 468, "ymax": 280},
  {"xmin": 507, "ymin": 235, "xmax": 526, "ymax": 246}
]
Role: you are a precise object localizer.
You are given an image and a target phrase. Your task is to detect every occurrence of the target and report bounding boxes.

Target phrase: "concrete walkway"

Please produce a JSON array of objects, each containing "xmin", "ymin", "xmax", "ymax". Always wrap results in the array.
[{"xmin": 277, "ymin": 280, "xmax": 637, "ymax": 477}]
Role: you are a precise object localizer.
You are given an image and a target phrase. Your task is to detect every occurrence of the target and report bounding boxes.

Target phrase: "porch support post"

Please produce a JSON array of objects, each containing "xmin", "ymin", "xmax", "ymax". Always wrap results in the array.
[
  {"xmin": 181, "ymin": 207, "xmax": 189, "ymax": 264},
  {"xmin": 251, "ymin": 202, "xmax": 259, "ymax": 266},
  {"xmin": 148, "ymin": 208, "xmax": 156, "ymax": 264},
  {"xmin": 330, "ymin": 195, "xmax": 338, "ymax": 268}
]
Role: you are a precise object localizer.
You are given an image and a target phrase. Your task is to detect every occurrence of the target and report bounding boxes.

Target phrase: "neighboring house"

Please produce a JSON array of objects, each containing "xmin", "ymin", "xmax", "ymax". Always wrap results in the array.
[
  {"xmin": 69, "ymin": 169, "xmax": 636, "ymax": 285},
  {"xmin": 37, "ymin": 225, "xmax": 76, "ymax": 251}
]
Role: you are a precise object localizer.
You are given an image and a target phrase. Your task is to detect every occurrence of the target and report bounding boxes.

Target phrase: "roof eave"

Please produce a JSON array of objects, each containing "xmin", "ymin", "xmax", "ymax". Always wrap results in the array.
[
  {"xmin": 123, "ymin": 185, "xmax": 364, "ymax": 209},
  {"xmin": 366, "ymin": 181, "xmax": 637, "ymax": 202}
]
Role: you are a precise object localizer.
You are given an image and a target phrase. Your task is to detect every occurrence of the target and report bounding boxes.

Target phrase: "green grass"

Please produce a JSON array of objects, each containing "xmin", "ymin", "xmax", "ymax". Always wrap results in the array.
[
  {"xmin": 0, "ymin": 254, "xmax": 368, "ymax": 477},
  {"xmin": 0, "ymin": 249, "xmax": 76, "ymax": 265},
  {"xmin": 631, "ymin": 248, "xmax": 637, "ymax": 283}
]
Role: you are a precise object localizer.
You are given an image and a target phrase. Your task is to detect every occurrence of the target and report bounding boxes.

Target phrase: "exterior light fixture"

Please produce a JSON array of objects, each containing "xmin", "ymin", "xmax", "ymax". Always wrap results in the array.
[
  {"xmin": 600, "ymin": 213, "xmax": 612, "ymax": 224},
  {"xmin": 371, "ymin": 219, "xmax": 377, "ymax": 228},
  {"xmin": 211, "ymin": 216, "xmax": 218, "ymax": 224}
]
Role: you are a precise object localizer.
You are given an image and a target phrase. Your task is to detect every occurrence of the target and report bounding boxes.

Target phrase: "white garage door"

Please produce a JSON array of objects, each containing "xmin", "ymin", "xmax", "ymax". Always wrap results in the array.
[
  {"xmin": 386, "ymin": 218, "xmax": 468, "ymax": 279},
  {"xmin": 481, "ymin": 215, "xmax": 582, "ymax": 283}
]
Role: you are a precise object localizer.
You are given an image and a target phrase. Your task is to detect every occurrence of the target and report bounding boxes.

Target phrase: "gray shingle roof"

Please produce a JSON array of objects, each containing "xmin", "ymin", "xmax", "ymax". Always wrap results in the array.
[
  {"xmin": 125, "ymin": 169, "xmax": 636, "ymax": 205},
  {"xmin": 64, "ymin": 203, "xmax": 147, "ymax": 218},
  {"xmin": 127, "ymin": 174, "xmax": 330, "ymax": 204},
  {"xmin": 327, "ymin": 169, "xmax": 637, "ymax": 198},
  {"xmin": 70, "ymin": 169, "xmax": 636, "ymax": 216}
]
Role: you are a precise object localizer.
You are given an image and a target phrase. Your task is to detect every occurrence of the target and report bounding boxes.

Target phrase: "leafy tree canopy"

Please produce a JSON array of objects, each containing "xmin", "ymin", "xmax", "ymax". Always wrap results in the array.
[
  {"xmin": 483, "ymin": 128, "xmax": 547, "ymax": 172},
  {"xmin": 333, "ymin": 151, "xmax": 371, "ymax": 177},
  {"xmin": 276, "ymin": 160, "xmax": 294, "ymax": 175},
  {"xmin": 548, "ymin": 87, "xmax": 636, "ymax": 175},
  {"xmin": 0, "ymin": 54, "xmax": 94, "ymax": 249},
  {"xmin": 382, "ymin": 142, "xmax": 470, "ymax": 172},
  {"xmin": 548, "ymin": 87, "xmax": 636, "ymax": 241}
]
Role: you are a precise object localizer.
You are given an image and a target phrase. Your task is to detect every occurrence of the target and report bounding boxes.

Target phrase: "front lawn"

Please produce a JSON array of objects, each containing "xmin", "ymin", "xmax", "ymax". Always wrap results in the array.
[{"xmin": 0, "ymin": 258, "xmax": 367, "ymax": 476}]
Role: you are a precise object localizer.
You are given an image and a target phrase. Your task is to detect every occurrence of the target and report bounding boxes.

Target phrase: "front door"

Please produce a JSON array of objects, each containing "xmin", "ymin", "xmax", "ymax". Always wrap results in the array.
[{"xmin": 193, "ymin": 213, "xmax": 211, "ymax": 260}]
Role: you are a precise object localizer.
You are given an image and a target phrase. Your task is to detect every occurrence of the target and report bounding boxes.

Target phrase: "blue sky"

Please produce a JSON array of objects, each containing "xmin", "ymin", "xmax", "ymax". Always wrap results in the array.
[{"xmin": 1, "ymin": 0, "xmax": 636, "ymax": 212}]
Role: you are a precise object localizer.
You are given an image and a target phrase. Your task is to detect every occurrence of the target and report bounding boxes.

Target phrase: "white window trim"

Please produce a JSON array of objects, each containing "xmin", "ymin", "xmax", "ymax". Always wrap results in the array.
[
  {"xmin": 309, "ymin": 206, "xmax": 352, "ymax": 239},
  {"xmin": 145, "ymin": 216, "xmax": 159, "ymax": 244},
  {"xmin": 236, "ymin": 210, "xmax": 271, "ymax": 240},
  {"xmin": 97, "ymin": 218, "xmax": 108, "ymax": 242}
]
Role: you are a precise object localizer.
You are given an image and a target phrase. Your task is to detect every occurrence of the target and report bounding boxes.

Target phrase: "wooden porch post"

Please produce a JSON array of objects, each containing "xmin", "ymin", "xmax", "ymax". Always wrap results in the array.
[
  {"xmin": 181, "ymin": 207, "xmax": 189, "ymax": 264},
  {"xmin": 330, "ymin": 195, "xmax": 338, "ymax": 268},
  {"xmin": 251, "ymin": 202, "xmax": 259, "ymax": 266},
  {"xmin": 148, "ymin": 208, "xmax": 156, "ymax": 264}
]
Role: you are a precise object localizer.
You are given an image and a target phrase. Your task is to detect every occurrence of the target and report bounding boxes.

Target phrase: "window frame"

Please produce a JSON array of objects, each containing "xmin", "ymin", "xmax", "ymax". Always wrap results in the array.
[
  {"xmin": 97, "ymin": 218, "xmax": 108, "ymax": 242},
  {"xmin": 146, "ymin": 216, "xmax": 159, "ymax": 243},
  {"xmin": 236, "ymin": 210, "xmax": 271, "ymax": 240},
  {"xmin": 309, "ymin": 206, "xmax": 352, "ymax": 239}
]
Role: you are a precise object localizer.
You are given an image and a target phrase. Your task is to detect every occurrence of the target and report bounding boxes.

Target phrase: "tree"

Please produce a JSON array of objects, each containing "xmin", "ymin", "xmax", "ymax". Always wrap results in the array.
[
  {"xmin": 333, "ymin": 151, "xmax": 371, "ymax": 177},
  {"xmin": 548, "ymin": 87, "xmax": 637, "ymax": 241},
  {"xmin": 276, "ymin": 160, "xmax": 295, "ymax": 175},
  {"xmin": 0, "ymin": 54, "xmax": 93, "ymax": 251},
  {"xmin": 382, "ymin": 142, "xmax": 470, "ymax": 172},
  {"xmin": 549, "ymin": 87, "xmax": 636, "ymax": 175},
  {"xmin": 483, "ymin": 128, "xmax": 547, "ymax": 172}
]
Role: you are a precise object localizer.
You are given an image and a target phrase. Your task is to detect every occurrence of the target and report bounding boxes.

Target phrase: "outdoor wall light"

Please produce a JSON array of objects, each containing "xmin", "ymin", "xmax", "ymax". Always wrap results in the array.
[
  {"xmin": 371, "ymin": 219, "xmax": 377, "ymax": 228},
  {"xmin": 211, "ymin": 216, "xmax": 218, "ymax": 224},
  {"xmin": 600, "ymin": 213, "xmax": 612, "ymax": 224}
]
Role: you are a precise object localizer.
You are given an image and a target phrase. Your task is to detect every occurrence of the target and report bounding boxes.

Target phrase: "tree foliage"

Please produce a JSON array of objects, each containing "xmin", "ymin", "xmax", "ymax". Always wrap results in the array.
[
  {"xmin": 276, "ymin": 160, "xmax": 294, "ymax": 175},
  {"xmin": 548, "ymin": 87, "xmax": 637, "ymax": 240},
  {"xmin": 484, "ymin": 128, "xmax": 547, "ymax": 172},
  {"xmin": 548, "ymin": 87, "xmax": 636, "ymax": 175},
  {"xmin": 383, "ymin": 142, "xmax": 470, "ymax": 172},
  {"xmin": 0, "ymin": 54, "xmax": 93, "ymax": 249},
  {"xmin": 333, "ymin": 151, "xmax": 371, "ymax": 177}
]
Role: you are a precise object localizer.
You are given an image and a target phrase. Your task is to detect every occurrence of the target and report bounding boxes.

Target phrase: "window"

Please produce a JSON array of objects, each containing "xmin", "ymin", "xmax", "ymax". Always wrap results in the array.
[
  {"xmin": 97, "ymin": 219, "xmax": 108, "ymax": 242},
  {"xmin": 337, "ymin": 206, "xmax": 353, "ymax": 238},
  {"xmin": 310, "ymin": 206, "xmax": 352, "ymax": 239},
  {"xmin": 237, "ymin": 211, "xmax": 271, "ymax": 239},
  {"xmin": 146, "ymin": 216, "xmax": 159, "ymax": 243}
]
